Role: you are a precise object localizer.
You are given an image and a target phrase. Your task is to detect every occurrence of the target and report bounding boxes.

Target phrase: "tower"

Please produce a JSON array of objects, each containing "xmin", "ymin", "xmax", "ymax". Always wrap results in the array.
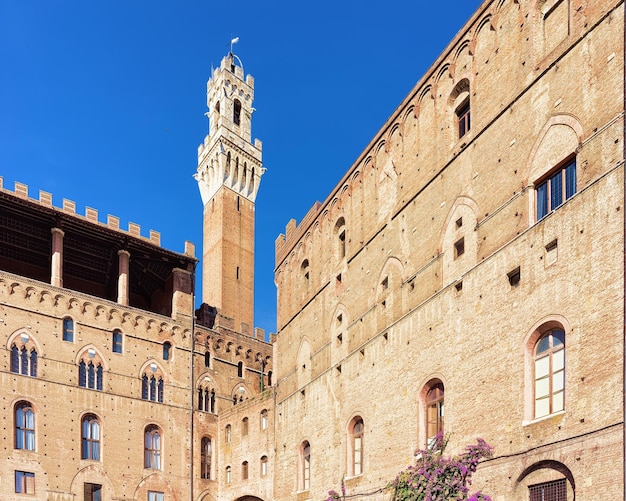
[{"xmin": 195, "ymin": 52, "xmax": 264, "ymax": 333}]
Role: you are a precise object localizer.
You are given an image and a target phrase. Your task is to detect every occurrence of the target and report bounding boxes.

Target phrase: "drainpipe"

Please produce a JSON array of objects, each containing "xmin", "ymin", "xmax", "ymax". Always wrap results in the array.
[{"xmin": 190, "ymin": 272, "xmax": 196, "ymax": 501}]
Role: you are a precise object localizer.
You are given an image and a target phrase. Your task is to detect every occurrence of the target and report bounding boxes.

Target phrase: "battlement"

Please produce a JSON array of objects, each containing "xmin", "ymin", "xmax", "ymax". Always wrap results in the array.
[
  {"xmin": 0, "ymin": 177, "xmax": 194, "ymax": 257},
  {"xmin": 275, "ymin": 201, "xmax": 322, "ymax": 266}
]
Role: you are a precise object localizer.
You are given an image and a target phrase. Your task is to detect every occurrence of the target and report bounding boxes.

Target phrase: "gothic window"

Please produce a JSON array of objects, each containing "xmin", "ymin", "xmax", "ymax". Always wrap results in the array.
[
  {"xmin": 534, "ymin": 328, "xmax": 565, "ymax": 418},
  {"xmin": 238, "ymin": 361, "xmax": 244, "ymax": 378},
  {"xmin": 267, "ymin": 371, "xmax": 272, "ymax": 387},
  {"xmin": 141, "ymin": 365, "xmax": 164, "ymax": 403},
  {"xmin": 201, "ymin": 436, "xmax": 213, "ymax": 480},
  {"xmin": 242, "ymin": 417, "xmax": 249, "ymax": 436},
  {"xmin": 15, "ymin": 401, "xmax": 35, "ymax": 451},
  {"xmin": 63, "ymin": 317, "xmax": 74, "ymax": 342},
  {"xmin": 261, "ymin": 409, "xmax": 268, "ymax": 430},
  {"xmin": 233, "ymin": 99, "xmax": 242, "ymax": 126},
  {"xmin": 536, "ymin": 157, "xmax": 576, "ymax": 220},
  {"xmin": 242, "ymin": 461, "xmax": 249, "ymax": 480},
  {"xmin": 261, "ymin": 455, "xmax": 268, "ymax": 476},
  {"xmin": 81, "ymin": 414, "xmax": 101, "ymax": 460},
  {"xmin": 79, "ymin": 359, "xmax": 103, "ymax": 391},
  {"xmin": 204, "ymin": 351, "xmax": 211, "ymax": 368},
  {"xmin": 144, "ymin": 425, "xmax": 162, "ymax": 469},
  {"xmin": 11, "ymin": 344, "xmax": 37, "ymax": 377}
]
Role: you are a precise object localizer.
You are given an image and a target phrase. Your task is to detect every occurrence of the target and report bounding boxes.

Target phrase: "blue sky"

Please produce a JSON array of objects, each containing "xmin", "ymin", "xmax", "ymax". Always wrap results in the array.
[{"xmin": 0, "ymin": 1, "xmax": 481, "ymax": 335}]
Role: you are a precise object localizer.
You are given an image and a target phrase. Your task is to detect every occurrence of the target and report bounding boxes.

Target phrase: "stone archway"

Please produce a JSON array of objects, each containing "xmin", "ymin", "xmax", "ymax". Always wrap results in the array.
[{"xmin": 236, "ymin": 496, "xmax": 265, "ymax": 501}]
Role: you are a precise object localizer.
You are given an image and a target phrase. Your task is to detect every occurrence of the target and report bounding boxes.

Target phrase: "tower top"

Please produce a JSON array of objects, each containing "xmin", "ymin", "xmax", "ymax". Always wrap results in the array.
[{"xmin": 195, "ymin": 51, "xmax": 264, "ymax": 206}]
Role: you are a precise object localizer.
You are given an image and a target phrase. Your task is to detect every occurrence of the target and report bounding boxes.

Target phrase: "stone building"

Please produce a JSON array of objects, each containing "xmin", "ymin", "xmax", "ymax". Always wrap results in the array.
[
  {"xmin": 0, "ymin": 52, "xmax": 273, "ymax": 501},
  {"xmin": 272, "ymin": 0, "xmax": 624, "ymax": 500},
  {"xmin": 1, "ymin": 0, "xmax": 625, "ymax": 500}
]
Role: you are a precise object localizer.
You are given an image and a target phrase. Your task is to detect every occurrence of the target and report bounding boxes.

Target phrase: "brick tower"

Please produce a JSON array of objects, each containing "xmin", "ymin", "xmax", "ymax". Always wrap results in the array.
[{"xmin": 195, "ymin": 51, "xmax": 264, "ymax": 334}]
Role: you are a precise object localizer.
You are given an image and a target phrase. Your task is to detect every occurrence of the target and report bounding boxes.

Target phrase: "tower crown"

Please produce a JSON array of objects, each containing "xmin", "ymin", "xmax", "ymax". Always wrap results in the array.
[{"xmin": 196, "ymin": 53, "xmax": 265, "ymax": 206}]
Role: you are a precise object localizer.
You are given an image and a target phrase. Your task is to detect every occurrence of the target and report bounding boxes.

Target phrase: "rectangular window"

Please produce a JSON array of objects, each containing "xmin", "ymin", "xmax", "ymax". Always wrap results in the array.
[
  {"xmin": 148, "ymin": 492, "xmax": 164, "ymax": 501},
  {"xmin": 84, "ymin": 483, "xmax": 102, "ymax": 501},
  {"xmin": 15, "ymin": 471, "xmax": 35, "ymax": 495},
  {"xmin": 112, "ymin": 331, "xmax": 123, "ymax": 353},
  {"xmin": 457, "ymin": 101, "xmax": 470, "ymax": 138},
  {"xmin": 529, "ymin": 478, "xmax": 566, "ymax": 501},
  {"xmin": 536, "ymin": 158, "xmax": 576, "ymax": 220}
]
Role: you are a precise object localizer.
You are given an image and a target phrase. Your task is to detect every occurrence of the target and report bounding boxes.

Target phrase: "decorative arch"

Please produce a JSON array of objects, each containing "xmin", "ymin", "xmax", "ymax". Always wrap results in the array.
[
  {"xmin": 7, "ymin": 328, "xmax": 42, "ymax": 354},
  {"xmin": 515, "ymin": 459, "xmax": 575, "ymax": 500}
]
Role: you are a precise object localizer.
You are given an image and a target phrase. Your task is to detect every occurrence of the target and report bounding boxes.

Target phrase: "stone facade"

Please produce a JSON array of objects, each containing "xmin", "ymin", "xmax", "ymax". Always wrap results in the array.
[{"xmin": 273, "ymin": 0, "xmax": 624, "ymax": 500}]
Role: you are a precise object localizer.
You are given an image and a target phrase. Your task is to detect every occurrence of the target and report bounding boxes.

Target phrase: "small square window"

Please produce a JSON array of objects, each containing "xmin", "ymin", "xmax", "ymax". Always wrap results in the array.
[
  {"xmin": 455, "ymin": 281, "xmax": 463, "ymax": 293},
  {"xmin": 454, "ymin": 238, "xmax": 465, "ymax": 259},
  {"xmin": 84, "ymin": 482, "xmax": 102, "ymax": 501},
  {"xmin": 455, "ymin": 217, "xmax": 463, "ymax": 228},
  {"xmin": 507, "ymin": 267, "xmax": 521, "ymax": 288},
  {"xmin": 15, "ymin": 471, "xmax": 35, "ymax": 494}
]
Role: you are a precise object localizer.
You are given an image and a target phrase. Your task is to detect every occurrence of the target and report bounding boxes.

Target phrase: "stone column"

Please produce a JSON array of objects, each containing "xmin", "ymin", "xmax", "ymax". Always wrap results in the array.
[
  {"xmin": 118, "ymin": 250, "xmax": 130, "ymax": 306},
  {"xmin": 50, "ymin": 228, "xmax": 64, "ymax": 287}
]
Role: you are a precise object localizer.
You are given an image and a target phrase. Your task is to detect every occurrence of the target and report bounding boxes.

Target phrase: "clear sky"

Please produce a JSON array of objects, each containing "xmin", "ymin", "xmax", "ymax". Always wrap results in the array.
[{"xmin": 0, "ymin": 0, "xmax": 482, "ymax": 336}]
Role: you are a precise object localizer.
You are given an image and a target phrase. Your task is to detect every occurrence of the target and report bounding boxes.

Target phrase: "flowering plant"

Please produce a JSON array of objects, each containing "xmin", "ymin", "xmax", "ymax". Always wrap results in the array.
[{"xmin": 388, "ymin": 433, "xmax": 493, "ymax": 501}]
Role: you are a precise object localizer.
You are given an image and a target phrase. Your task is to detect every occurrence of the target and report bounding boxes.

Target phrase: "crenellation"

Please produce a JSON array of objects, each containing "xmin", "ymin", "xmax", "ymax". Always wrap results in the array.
[
  {"xmin": 62, "ymin": 198, "xmax": 76, "ymax": 213},
  {"xmin": 0, "ymin": 179, "xmax": 180, "ymax": 249}
]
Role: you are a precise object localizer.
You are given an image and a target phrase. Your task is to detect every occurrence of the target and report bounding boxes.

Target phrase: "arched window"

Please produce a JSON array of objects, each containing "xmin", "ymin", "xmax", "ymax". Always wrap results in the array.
[
  {"xmin": 238, "ymin": 361, "xmax": 244, "ymax": 378},
  {"xmin": 301, "ymin": 259, "xmax": 310, "ymax": 285},
  {"xmin": 242, "ymin": 461, "xmax": 249, "ymax": 480},
  {"xmin": 112, "ymin": 330, "xmax": 123, "ymax": 353},
  {"xmin": 15, "ymin": 401, "xmax": 35, "ymax": 450},
  {"xmin": 349, "ymin": 417, "xmax": 364, "ymax": 476},
  {"xmin": 335, "ymin": 217, "xmax": 346, "ymax": 259},
  {"xmin": 260, "ymin": 455, "xmax": 268, "ymax": 477},
  {"xmin": 63, "ymin": 317, "xmax": 74, "ymax": 342},
  {"xmin": 201, "ymin": 437, "xmax": 213, "ymax": 480},
  {"xmin": 300, "ymin": 441, "xmax": 311, "ymax": 491},
  {"xmin": 210, "ymin": 389, "xmax": 216, "ymax": 414},
  {"xmin": 204, "ymin": 351, "xmax": 211, "ymax": 368},
  {"xmin": 534, "ymin": 328, "xmax": 565, "ymax": 418},
  {"xmin": 81, "ymin": 414, "xmax": 100, "ymax": 460},
  {"xmin": 225, "ymin": 424, "xmax": 232, "ymax": 443},
  {"xmin": 144, "ymin": 425, "xmax": 162, "ymax": 469},
  {"xmin": 242, "ymin": 417, "xmax": 249, "ymax": 436},
  {"xmin": 267, "ymin": 371, "xmax": 273, "ymax": 387},
  {"xmin": 260, "ymin": 409, "xmax": 268, "ymax": 430},
  {"xmin": 163, "ymin": 342, "xmax": 171, "ymax": 361},
  {"xmin": 226, "ymin": 465, "xmax": 232, "ymax": 484},
  {"xmin": 233, "ymin": 99, "xmax": 242, "ymax": 126},
  {"xmin": 425, "ymin": 380, "xmax": 444, "ymax": 447}
]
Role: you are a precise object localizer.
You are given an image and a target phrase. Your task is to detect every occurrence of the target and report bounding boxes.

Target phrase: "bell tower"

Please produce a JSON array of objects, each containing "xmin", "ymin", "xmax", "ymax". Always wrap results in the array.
[{"xmin": 195, "ymin": 51, "xmax": 264, "ymax": 334}]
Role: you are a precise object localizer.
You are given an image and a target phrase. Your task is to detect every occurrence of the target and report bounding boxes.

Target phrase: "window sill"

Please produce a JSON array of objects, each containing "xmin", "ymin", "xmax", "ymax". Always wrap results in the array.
[{"xmin": 522, "ymin": 410, "xmax": 565, "ymax": 427}]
